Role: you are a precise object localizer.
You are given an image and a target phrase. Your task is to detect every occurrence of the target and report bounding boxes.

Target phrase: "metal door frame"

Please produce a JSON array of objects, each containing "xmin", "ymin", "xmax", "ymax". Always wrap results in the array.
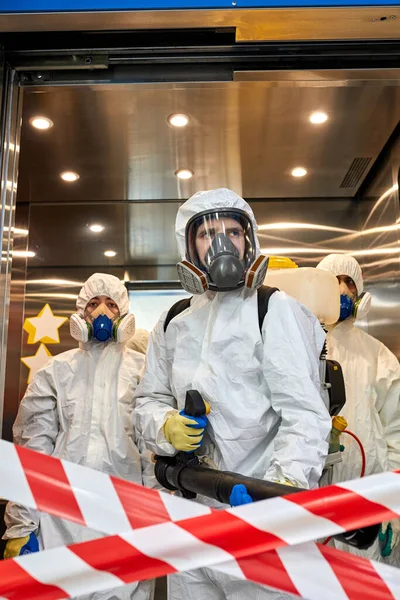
[{"xmin": 0, "ymin": 64, "xmax": 23, "ymax": 434}]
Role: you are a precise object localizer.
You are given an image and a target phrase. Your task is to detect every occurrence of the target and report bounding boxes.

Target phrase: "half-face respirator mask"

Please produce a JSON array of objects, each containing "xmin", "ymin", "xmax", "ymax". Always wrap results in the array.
[
  {"xmin": 177, "ymin": 208, "xmax": 269, "ymax": 294},
  {"xmin": 339, "ymin": 292, "xmax": 372, "ymax": 322},
  {"xmin": 69, "ymin": 302, "xmax": 136, "ymax": 343}
]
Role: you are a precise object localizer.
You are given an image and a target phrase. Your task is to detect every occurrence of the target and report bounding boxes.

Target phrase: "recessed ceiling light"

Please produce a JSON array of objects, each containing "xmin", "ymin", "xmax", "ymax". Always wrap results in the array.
[
  {"xmin": 291, "ymin": 167, "xmax": 307, "ymax": 178},
  {"xmin": 310, "ymin": 111, "xmax": 328, "ymax": 124},
  {"xmin": 168, "ymin": 113, "xmax": 190, "ymax": 128},
  {"xmin": 29, "ymin": 116, "xmax": 54, "ymax": 130},
  {"xmin": 104, "ymin": 250, "xmax": 117, "ymax": 258},
  {"xmin": 175, "ymin": 169, "xmax": 193, "ymax": 180},
  {"xmin": 89, "ymin": 224, "xmax": 104, "ymax": 233},
  {"xmin": 61, "ymin": 171, "xmax": 80, "ymax": 182}
]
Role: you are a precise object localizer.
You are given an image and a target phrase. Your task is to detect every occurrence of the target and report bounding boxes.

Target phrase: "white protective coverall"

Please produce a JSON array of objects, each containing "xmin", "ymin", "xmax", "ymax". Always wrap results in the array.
[
  {"xmin": 4, "ymin": 273, "xmax": 154, "ymax": 600},
  {"xmin": 317, "ymin": 254, "xmax": 400, "ymax": 565},
  {"xmin": 134, "ymin": 189, "xmax": 331, "ymax": 600}
]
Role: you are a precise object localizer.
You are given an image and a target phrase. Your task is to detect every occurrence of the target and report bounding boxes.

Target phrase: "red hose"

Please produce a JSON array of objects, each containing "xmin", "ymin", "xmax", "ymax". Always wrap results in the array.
[
  {"xmin": 342, "ymin": 430, "xmax": 366, "ymax": 478},
  {"xmin": 322, "ymin": 429, "xmax": 366, "ymax": 546}
]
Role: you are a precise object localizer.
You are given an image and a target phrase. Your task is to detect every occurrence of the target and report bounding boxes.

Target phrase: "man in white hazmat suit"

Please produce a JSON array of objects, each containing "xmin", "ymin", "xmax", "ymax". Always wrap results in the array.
[
  {"xmin": 134, "ymin": 188, "xmax": 332, "ymax": 600},
  {"xmin": 3, "ymin": 273, "xmax": 154, "ymax": 600},
  {"xmin": 317, "ymin": 254, "xmax": 400, "ymax": 566}
]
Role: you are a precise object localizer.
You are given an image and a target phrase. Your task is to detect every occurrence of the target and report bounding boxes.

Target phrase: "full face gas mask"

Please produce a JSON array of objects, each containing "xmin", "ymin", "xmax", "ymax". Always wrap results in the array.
[
  {"xmin": 177, "ymin": 208, "xmax": 269, "ymax": 294},
  {"xmin": 69, "ymin": 302, "xmax": 136, "ymax": 343},
  {"xmin": 339, "ymin": 292, "xmax": 372, "ymax": 321}
]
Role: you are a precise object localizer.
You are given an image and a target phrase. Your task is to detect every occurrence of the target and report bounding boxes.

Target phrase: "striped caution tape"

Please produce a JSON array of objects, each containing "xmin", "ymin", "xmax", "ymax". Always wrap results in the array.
[{"xmin": 1, "ymin": 439, "xmax": 400, "ymax": 599}]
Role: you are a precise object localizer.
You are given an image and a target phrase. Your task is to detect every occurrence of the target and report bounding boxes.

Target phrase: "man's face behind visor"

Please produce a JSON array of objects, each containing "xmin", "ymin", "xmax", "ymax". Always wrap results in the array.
[
  {"xmin": 195, "ymin": 217, "xmax": 246, "ymax": 268},
  {"xmin": 186, "ymin": 209, "xmax": 256, "ymax": 274},
  {"xmin": 177, "ymin": 204, "xmax": 266, "ymax": 294}
]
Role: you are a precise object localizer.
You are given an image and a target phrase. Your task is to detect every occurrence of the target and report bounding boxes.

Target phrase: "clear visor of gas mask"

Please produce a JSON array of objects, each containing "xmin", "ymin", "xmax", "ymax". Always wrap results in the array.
[{"xmin": 185, "ymin": 209, "xmax": 257, "ymax": 276}]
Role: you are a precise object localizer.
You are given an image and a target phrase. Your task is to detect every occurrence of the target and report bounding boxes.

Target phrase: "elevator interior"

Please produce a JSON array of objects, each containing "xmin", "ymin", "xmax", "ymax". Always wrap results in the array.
[{"xmin": 2, "ymin": 69, "xmax": 399, "ymax": 444}]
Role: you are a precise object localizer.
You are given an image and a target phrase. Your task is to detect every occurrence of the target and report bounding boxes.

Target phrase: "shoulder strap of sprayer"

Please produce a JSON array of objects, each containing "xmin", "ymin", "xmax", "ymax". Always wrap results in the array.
[
  {"xmin": 163, "ymin": 285, "xmax": 279, "ymax": 334},
  {"xmin": 256, "ymin": 285, "xmax": 279, "ymax": 333},
  {"xmin": 163, "ymin": 297, "xmax": 192, "ymax": 333}
]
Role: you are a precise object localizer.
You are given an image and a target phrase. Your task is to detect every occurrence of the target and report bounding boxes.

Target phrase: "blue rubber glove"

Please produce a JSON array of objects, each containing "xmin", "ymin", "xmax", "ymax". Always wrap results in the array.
[
  {"xmin": 230, "ymin": 484, "xmax": 253, "ymax": 507},
  {"xmin": 179, "ymin": 410, "xmax": 208, "ymax": 430},
  {"xmin": 20, "ymin": 532, "xmax": 39, "ymax": 555},
  {"xmin": 179, "ymin": 410, "xmax": 208, "ymax": 452}
]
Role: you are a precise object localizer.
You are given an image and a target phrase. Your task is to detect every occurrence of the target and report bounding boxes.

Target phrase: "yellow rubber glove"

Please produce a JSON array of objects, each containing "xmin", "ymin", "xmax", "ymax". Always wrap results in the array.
[
  {"xmin": 276, "ymin": 479, "xmax": 296, "ymax": 487},
  {"xmin": 4, "ymin": 536, "xmax": 30, "ymax": 559},
  {"xmin": 164, "ymin": 411, "xmax": 206, "ymax": 452}
]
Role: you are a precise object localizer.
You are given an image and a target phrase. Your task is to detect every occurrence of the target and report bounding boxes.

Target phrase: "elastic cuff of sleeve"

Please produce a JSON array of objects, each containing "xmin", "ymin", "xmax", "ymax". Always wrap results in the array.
[{"xmin": 156, "ymin": 413, "xmax": 178, "ymax": 456}]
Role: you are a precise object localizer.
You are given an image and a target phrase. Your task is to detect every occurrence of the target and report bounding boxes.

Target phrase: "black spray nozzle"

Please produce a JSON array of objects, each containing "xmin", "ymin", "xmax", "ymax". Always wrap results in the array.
[
  {"xmin": 334, "ymin": 523, "xmax": 381, "ymax": 550},
  {"xmin": 156, "ymin": 390, "xmax": 378, "ymax": 551},
  {"xmin": 154, "ymin": 457, "xmax": 379, "ymax": 550}
]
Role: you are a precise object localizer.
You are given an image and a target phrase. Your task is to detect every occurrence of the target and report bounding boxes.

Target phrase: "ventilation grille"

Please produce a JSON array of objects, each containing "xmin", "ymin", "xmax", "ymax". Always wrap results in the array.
[{"xmin": 340, "ymin": 157, "xmax": 372, "ymax": 189}]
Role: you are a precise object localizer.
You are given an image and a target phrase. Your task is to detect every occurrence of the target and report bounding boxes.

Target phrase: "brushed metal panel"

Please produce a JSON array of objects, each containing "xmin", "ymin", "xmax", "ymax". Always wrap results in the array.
[
  {"xmin": 356, "ymin": 135, "xmax": 400, "ymax": 358},
  {"xmin": 234, "ymin": 70, "xmax": 400, "ymax": 84}
]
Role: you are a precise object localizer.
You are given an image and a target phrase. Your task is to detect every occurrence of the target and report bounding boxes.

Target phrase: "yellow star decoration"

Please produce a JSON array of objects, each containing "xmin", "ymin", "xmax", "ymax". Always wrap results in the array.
[
  {"xmin": 21, "ymin": 343, "xmax": 53, "ymax": 384},
  {"xmin": 23, "ymin": 304, "xmax": 68, "ymax": 344}
]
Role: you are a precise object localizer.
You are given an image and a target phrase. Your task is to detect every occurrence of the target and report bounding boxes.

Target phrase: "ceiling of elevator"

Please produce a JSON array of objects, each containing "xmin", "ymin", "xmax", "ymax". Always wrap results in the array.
[{"xmin": 17, "ymin": 81, "xmax": 400, "ymax": 203}]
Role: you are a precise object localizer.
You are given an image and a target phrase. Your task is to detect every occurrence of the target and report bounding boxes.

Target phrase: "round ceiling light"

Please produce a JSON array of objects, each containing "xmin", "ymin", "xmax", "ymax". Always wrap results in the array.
[
  {"xmin": 60, "ymin": 171, "xmax": 80, "ymax": 182},
  {"xmin": 291, "ymin": 167, "xmax": 307, "ymax": 178},
  {"xmin": 104, "ymin": 250, "xmax": 117, "ymax": 257},
  {"xmin": 310, "ymin": 111, "xmax": 328, "ymax": 124},
  {"xmin": 175, "ymin": 169, "xmax": 193, "ymax": 180},
  {"xmin": 29, "ymin": 116, "xmax": 54, "ymax": 130},
  {"xmin": 168, "ymin": 113, "xmax": 190, "ymax": 128},
  {"xmin": 89, "ymin": 224, "xmax": 104, "ymax": 233}
]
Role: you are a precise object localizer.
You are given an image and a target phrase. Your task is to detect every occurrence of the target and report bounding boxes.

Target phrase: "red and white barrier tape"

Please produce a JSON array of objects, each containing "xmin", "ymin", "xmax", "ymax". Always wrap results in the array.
[
  {"xmin": 3, "ymin": 439, "xmax": 400, "ymax": 542},
  {"xmin": 1, "ymin": 439, "xmax": 400, "ymax": 600},
  {"xmin": 2, "ymin": 536, "xmax": 400, "ymax": 600}
]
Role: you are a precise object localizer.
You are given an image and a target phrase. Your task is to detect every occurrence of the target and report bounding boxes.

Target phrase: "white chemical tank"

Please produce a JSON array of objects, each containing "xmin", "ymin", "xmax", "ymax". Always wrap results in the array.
[{"xmin": 264, "ymin": 257, "xmax": 340, "ymax": 325}]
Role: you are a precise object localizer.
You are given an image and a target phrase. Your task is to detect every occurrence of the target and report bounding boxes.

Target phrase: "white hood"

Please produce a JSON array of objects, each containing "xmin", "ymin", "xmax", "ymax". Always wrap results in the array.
[
  {"xmin": 317, "ymin": 254, "xmax": 364, "ymax": 295},
  {"xmin": 76, "ymin": 273, "xmax": 130, "ymax": 316},
  {"xmin": 175, "ymin": 188, "xmax": 260, "ymax": 260}
]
